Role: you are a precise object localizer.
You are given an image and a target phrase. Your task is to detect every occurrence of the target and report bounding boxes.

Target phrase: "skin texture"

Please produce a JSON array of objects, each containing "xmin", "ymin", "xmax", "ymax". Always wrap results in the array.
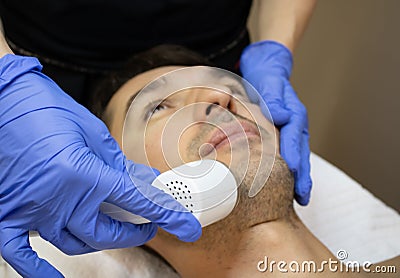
[{"xmin": 104, "ymin": 66, "xmax": 368, "ymax": 277}]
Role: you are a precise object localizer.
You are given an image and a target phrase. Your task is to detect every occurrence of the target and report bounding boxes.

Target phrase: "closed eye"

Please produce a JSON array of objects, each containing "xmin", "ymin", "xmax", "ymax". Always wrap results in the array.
[
  {"xmin": 153, "ymin": 103, "xmax": 168, "ymax": 113},
  {"xmin": 145, "ymin": 100, "xmax": 171, "ymax": 120}
]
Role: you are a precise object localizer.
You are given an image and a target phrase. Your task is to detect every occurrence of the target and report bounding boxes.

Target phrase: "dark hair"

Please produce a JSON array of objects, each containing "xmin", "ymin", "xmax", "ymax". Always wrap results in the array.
[{"xmin": 88, "ymin": 44, "xmax": 213, "ymax": 118}]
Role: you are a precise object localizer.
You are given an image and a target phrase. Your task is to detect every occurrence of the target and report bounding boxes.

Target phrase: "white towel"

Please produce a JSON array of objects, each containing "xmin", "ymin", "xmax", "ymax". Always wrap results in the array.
[{"xmin": 295, "ymin": 153, "xmax": 400, "ymax": 264}]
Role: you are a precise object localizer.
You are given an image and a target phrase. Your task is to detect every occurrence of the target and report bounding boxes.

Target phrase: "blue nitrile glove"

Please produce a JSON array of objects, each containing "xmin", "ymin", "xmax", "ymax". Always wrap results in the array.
[
  {"xmin": 240, "ymin": 40, "xmax": 312, "ymax": 205},
  {"xmin": 0, "ymin": 54, "xmax": 201, "ymax": 278}
]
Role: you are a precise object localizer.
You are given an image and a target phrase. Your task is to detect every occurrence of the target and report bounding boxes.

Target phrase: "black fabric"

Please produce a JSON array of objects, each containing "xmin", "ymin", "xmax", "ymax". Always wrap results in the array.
[
  {"xmin": 38, "ymin": 30, "xmax": 249, "ymax": 106},
  {"xmin": 0, "ymin": 0, "xmax": 252, "ymax": 104},
  {"xmin": 0, "ymin": 0, "xmax": 252, "ymax": 71}
]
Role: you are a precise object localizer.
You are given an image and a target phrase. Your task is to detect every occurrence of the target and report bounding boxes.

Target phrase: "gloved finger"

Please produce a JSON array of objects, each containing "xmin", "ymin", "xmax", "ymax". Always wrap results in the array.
[
  {"xmin": 294, "ymin": 129, "xmax": 312, "ymax": 206},
  {"xmin": 78, "ymin": 113, "xmax": 127, "ymax": 172},
  {"xmin": 0, "ymin": 227, "xmax": 63, "ymax": 278},
  {"xmin": 280, "ymin": 83, "xmax": 308, "ymax": 167},
  {"xmin": 279, "ymin": 116, "xmax": 304, "ymax": 174},
  {"xmin": 49, "ymin": 145, "xmax": 159, "ymax": 249},
  {"xmin": 101, "ymin": 162, "xmax": 201, "ymax": 242},
  {"xmin": 281, "ymin": 83, "xmax": 308, "ymax": 124},
  {"xmin": 125, "ymin": 159, "xmax": 160, "ymax": 185},
  {"xmin": 280, "ymin": 84, "xmax": 312, "ymax": 204},
  {"xmin": 68, "ymin": 146, "xmax": 200, "ymax": 244},
  {"xmin": 243, "ymin": 76, "xmax": 291, "ymax": 125},
  {"xmin": 246, "ymin": 76, "xmax": 291, "ymax": 125},
  {"xmin": 38, "ymin": 228, "xmax": 97, "ymax": 255},
  {"xmin": 79, "ymin": 115, "xmax": 160, "ymax": 181},
  {"xmin": 68, "ymin": 206, "xmax": 158, "ymax": 250},
  {"xmin": 262, "ymin": 97, "xmax": 291, "ymax": 126},
  {"xmin": 242, "ymin": 78, "xmax": 263, "ymax": 104}
]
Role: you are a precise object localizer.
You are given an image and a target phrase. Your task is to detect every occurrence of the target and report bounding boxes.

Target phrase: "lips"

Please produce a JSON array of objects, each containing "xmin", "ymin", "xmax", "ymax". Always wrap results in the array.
[{"xmin": 200, "ymin": 120, "xmax": 261, "ymax": 157}]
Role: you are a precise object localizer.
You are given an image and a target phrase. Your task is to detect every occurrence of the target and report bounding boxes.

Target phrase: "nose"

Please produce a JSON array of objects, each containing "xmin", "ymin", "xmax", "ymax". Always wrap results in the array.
[{"xmin": 193, "ymin": 88, "xmax": 237, "ymax": 120}]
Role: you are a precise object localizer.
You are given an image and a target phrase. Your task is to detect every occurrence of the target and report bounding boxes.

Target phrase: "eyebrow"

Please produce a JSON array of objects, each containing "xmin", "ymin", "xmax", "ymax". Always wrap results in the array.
[{"xmin": 124, "ymin": 75, "xmax": 169, "ymax": 116}]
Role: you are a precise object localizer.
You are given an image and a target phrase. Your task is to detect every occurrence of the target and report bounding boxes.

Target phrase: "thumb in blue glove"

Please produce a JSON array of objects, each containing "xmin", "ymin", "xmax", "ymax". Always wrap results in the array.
[
  {"xmin": 0, "ymin": 54, "xmax": 201, "ymax": 278},
  {"xmin": 240, "ymin": 40, "xmax": 312, "ymax": 205}
]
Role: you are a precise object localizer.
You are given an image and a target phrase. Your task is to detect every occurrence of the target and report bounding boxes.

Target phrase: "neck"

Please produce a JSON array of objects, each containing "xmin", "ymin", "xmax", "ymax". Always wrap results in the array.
[{"xmin": 151, "ymin": 212, "xmax": 340, "ymax": 278}]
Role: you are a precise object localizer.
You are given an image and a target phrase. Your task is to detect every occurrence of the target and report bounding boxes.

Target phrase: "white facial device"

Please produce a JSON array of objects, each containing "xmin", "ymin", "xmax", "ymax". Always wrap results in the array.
[{"xmin": 102, "ymin": 160, "xmax": 237, "ymax": 227}]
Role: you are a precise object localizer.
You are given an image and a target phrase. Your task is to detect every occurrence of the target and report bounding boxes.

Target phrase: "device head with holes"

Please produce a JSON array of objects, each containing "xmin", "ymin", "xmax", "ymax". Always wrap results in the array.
[{"xmin": 151, "ymin": 160, "xmax": 237, "ymax": 227}]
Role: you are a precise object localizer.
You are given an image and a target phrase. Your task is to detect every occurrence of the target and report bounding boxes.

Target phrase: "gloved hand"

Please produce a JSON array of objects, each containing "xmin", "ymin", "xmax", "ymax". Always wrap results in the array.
[
  {"xmin": 0, "ymin": 54, "xmax": 201, "ymax": 278},
  {"xmin": 240, "ymin": 40, "xmax": 312, "ymax": 205}
]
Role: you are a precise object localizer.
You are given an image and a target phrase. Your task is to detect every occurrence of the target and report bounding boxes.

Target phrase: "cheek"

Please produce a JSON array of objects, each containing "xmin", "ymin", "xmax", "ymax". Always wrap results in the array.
[
  {"xmin": 177, "ymin": 125, "xmax": 201, "ymax": 163},
  {"xmin": 144, "ymin": 123, "xmax": 169, "ymax": 172},
  {"xmin": 144, "ymin": 120, "xmax": 198, "ymax": 172}
]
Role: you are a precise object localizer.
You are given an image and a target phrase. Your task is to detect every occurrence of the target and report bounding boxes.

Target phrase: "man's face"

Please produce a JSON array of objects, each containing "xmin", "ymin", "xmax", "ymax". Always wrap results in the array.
[
  {"xmin": 106, "ymin": 66, "xmax": 294, "ymax": 238},
  {"xmin": 105, "ymin": 66, "xmax": 277, "ymax": 187}
]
